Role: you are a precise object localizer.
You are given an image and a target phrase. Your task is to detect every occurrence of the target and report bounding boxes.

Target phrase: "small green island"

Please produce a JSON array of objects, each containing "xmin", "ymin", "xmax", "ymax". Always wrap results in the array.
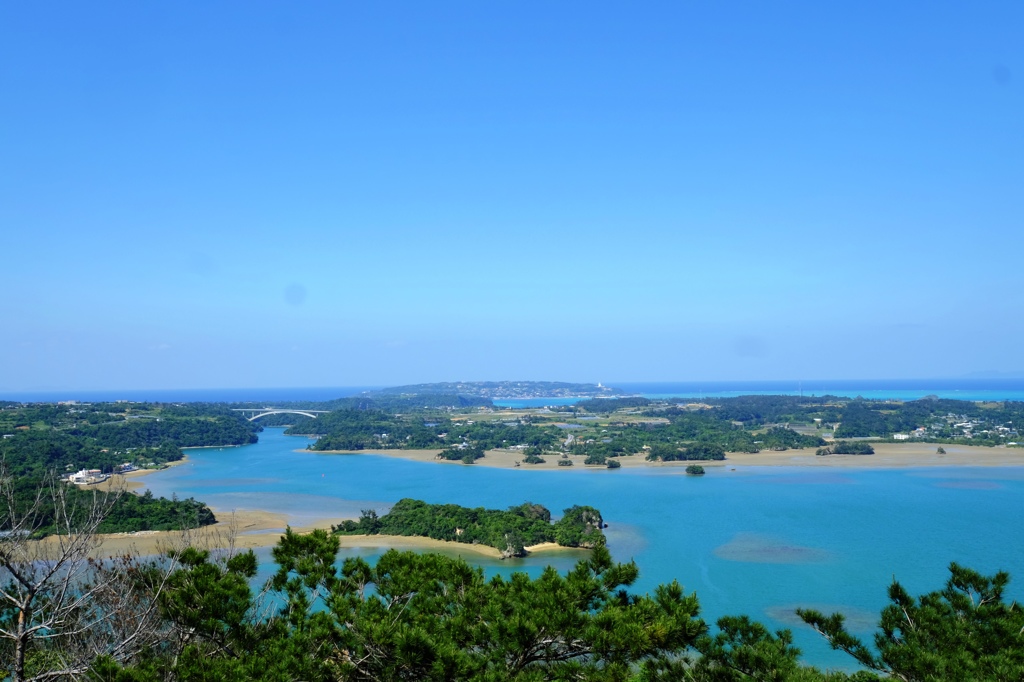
[
  {"xmin": 333, "ymin": 498, "xmax": 605, "ymax": 558},
  {"xmin": 816, "ymin": 441, "xmax": 876, "ymax": 456}
]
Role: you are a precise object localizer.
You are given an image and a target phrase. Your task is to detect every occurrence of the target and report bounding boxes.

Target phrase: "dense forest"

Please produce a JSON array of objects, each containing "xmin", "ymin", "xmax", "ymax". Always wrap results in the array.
[
  {"xmin": 0, "ymin": 430, "xmax": 218, "ymax": 537},
  {"xmin": 70, "ymin": 415, "xmax": 259, "ymax": 448},
  {"xmin": 0, "ymin": 402, "xmax": 247, "ymax": 536},
  {"xmin": 0, "ymin": 430, "xmax": 182, "ymax": 478},
  {"xmin": 292, "ymin": 409, "xmax": 559, "ymax": 452},
  {"xmin": 289, "ymin": 409, "xmax": 447, "ymax": 449},
  {"xmin": 5, "ymin": 529, "xmax": 1020, "ymax": 681},
  {"xmin": 0, "ymin": 402, "xmax": 261, "ymax": 449},
  {"xmin": 333, "ymin": 498, "xmax": 605, "ymax": 558},
  {"xmin": 818, "ymin": 441, "xmax": 876, "ymax": 456},
  {"xmin": 642, "ymin": 395, "xmax": 1024, "ymax": 445},
  {"xmin": 267, "ymin": 394, "xmax": 1024, "ymax": 461},
  {"xmin": 572, "ymin": 397, "xmax": 653, "ymax": 413},
  {"xmin": 1, "ymin": 467, "xmax": 215, "ymax": 537}
]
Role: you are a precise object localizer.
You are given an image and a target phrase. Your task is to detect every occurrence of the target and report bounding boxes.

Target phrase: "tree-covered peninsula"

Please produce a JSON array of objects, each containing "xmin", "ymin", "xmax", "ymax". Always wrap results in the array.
[
  {"xmin": 333, "ymin": 499, "xmax": 605, "ymax": 558},
  {"xmin": 0, "ymin": 401, "xmax": 254, "ymax": 536}
]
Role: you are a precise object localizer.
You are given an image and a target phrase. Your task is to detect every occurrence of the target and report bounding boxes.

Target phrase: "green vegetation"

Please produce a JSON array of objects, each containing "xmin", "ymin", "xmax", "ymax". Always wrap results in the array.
[
  {"xmin": 646, "ymin": 442, "xmax": 726, "ymax": 461},
  {"xmin": 0, "ymin": 402, "xmax": 245, "ymax": 537},
  {"xmin": 572, "ymin": 396, "xmax": 652, "ymax": 413},
  {"xmin": 817, "ymin": 441, "xmax": 876, "ymax": 456},
  {"xmin": 686, "ymin": 464, "xmax": 706, "ymax": 475},
  {"xmin": 797, "ymin": 562, "xmax": 1024, "ymax": 680},
  {"xmin": 294, "ymin": 409, "xmax": 558, "ymax": 452},
  {"xmin": 0, "ymin": 402, "xmax": 260, "ymax": 450},
  {"xmin": 0, "ymin": 430, "xmax": 182, "ymax": 478},
  {"xmin": 70, "ymin": 414, "xmax": 258, "ymax": 448},
  {"xmin": 95, "ymin": 489, "xmax": 216, "ymax": 532},
  {"xmin": 831, "ymin": 398, "xmax": 1024, "ymax": 443},
  {"xmin": 11, "ymin": 529, "xmax": 1020, "ymax": 682},
  {"xmin": 0, "ymin": 466, "xmax": 215, "ymax": 537},
  {"xmin": 81, "ymin": 537, "xmax": 705, "ymax": 682},
  {"xmin": 437, "ymin": 445, "xmax": 486, "ymax": 463},
  {"xmin": 333, "ymin": 499, "xmax": 604, "ymax": 558},
  {"xmin": 289, "ymin": 409, "xmax": 445, "ymax": 449},
  {"xmin": 288, "ymin": 393, "xmax": 1024, "ymax": 465}
]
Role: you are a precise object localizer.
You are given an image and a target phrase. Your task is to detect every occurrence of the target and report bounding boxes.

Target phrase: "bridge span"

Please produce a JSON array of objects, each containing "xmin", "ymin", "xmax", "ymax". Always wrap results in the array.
[{"xmin": 232, "ymin": 408, "xmax": 331, "ymax": 422}]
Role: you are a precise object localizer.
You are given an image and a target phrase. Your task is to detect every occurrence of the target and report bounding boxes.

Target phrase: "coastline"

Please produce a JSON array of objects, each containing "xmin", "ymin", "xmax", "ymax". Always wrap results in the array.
[
  {"xmin": 86, "ymin": 456, "xmax": 586, "ymax": 557},
  {"xmin": 332, "ymin": 535, "xmax": 582, "ymax": 559},
  {"xmin": 84, "ymin": 517, "xmax": 581, "ymax": 559},
  {"xmin": 80, "ymin": 456, "xmax": 338, "ymax": 556},
  {"xmin": 92, "ymin": 455, "xmax": 191, "ymax": 493},
  {"xmin": 80, "ymin": 440, "xmax": 1021, "ymax": 557},
  {"xmin": 308, "ymin": 443, "xmax": 1024, "ymax": 470}
]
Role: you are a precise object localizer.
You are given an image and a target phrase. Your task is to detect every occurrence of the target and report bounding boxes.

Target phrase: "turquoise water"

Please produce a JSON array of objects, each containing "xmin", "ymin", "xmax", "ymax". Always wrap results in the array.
[
  {"xmin": 493, "ymin": 380, "xmax": 1024, "ymax": 407},
  {"xmin": 147, "ymin": 429, "xmax": 1024, "ymax": 670}
]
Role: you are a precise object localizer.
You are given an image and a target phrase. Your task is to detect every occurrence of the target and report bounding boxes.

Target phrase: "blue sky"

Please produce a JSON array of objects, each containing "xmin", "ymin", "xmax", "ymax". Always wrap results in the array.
[{"xmin": 2, "ymin": 2, "xmax": 1022, "ymax": 391}]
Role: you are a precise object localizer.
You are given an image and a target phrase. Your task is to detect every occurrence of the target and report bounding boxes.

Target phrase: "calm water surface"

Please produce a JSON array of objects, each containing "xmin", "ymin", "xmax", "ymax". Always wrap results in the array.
[{"xmin": 144, "ymin": 429, "xmax": 1024, "ymax": 669}]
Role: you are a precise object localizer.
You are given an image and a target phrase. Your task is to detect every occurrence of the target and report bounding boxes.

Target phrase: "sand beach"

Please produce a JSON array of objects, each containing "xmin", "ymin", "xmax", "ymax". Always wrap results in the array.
[{"xmin": 311, "ymin": 442, "xmax": 1024, "ymax": 471}]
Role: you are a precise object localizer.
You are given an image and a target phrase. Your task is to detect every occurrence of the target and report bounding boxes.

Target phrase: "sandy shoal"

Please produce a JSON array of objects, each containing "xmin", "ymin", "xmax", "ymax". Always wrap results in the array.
[
  {"xmin": 710, "ymin": 442, "xmax": 1024, "ymax": 469},
  {"xmin": 57, "ymin": 518, "xmax": 580, "ymax": 560},
  {"xmin": 32, "ymin": 509, "xmax": 295, "ymax": 559},
  {"xmin": 332, "ymin": 535, "xmax": 581, "ymax": 559},
  {"xmin": 312, "ymin": 443, "xmax": 1024, "ymax": 471}
]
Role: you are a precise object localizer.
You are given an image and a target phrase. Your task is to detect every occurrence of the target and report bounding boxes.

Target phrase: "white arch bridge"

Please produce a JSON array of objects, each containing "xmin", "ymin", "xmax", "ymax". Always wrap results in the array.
[{"xmin": 232, "ymin": 408, "xmax": 331, "ymax": 422}]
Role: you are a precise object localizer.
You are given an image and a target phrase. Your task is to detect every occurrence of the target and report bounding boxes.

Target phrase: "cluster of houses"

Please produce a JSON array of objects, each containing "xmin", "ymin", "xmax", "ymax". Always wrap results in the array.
[
  {"xmin": 67, "ymin": 469, "xmax": 108, "ymax": 485},
  {"xmin": 889, "ymin": 414, "xmax": 1020, "ymax": 442},
  {"xmin": 65, "ymin": 462, "xmax": 137, "ymax": 485}
]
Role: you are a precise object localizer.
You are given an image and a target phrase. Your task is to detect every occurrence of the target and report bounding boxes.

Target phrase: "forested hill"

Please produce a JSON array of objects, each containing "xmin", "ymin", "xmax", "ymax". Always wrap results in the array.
[
  {"xmin": 0, "ymin": 402, "xmax": 249, "ymax": 536},
  {"xmin": 0, "ymin": 402, "xmax": 260, "ymax": 448},
  {"xmin": 0, "ymin": 430, "xmax": 183, "ymax": 478},
  {"xmin": 0, "ymin": 431, "xmax": 216, "ymax": 536},
  {"xmin": 230, "ymin": 395, "xmax": 492, "ymax": 427},
  {"xmin": 641, "ymin": 395, "xmax": 1024, "ymax": 444},
  {"xmin": 292, "ymin": 402, "xmax": 824, "ymax": 458},
  {"xmin": 334, "ymin": 499, "xmax": 605, "ymax": 558}
]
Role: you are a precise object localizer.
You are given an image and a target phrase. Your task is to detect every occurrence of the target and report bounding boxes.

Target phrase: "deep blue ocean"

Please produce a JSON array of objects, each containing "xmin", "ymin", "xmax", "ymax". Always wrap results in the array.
[
  {"xmin": 0, "ymin": 386, "xmax": 381, "ymax": 403},
  {"xmin": 495, "ymin": 378, "xmax": 1024, "ymax": 407},
  {"xmin": 141, "ymin": 428, "xmax": 1024, "ymax": 671},
  {"xmin": 6, "ymin": 378, "xmax": 1024, "ymax": 405}
]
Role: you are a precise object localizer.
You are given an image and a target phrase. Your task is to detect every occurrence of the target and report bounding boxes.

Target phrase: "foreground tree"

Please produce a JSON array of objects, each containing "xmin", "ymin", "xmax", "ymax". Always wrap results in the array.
[
  {"xmin": 0, "ymin": 464, "xmax": 184, "ymax": 682},
  {"xmin": 77, "ymin": 532, "xmax": 1024, "ymax": 681},
  {"xmin": 689, "ymin": 615, "xmax": 875, "ymax": 682},
  {"xmin": 798, "ymin": 563, "xmax": 1024, "ymax": 681},
  {"xmin": 94, "ymin": 528, "xmax": 707, "ymax": 681}
]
